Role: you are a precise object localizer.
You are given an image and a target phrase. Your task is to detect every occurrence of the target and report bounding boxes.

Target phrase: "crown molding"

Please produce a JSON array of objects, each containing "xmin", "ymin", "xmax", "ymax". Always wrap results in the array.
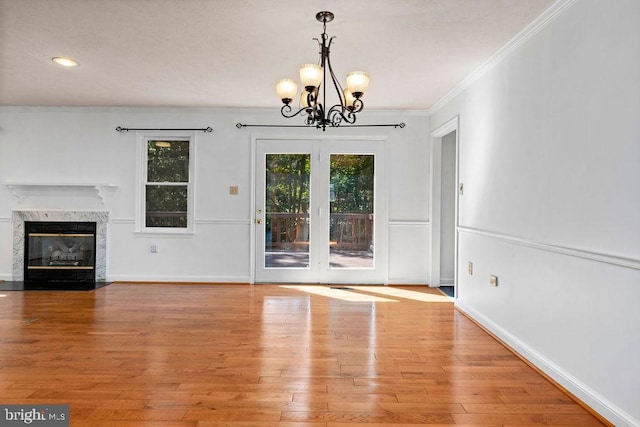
[
  {"xmin": 0, "ymin": 105, "xmax": 430, "ymax": 118},
  {"xmin": 428, "ymin": 0, "xmax": 578, "ymax": 115}
]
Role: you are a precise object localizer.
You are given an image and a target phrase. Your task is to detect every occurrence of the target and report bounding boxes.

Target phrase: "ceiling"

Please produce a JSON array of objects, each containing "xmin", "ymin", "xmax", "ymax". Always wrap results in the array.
[{"xmin": 0, "ymin": 0, "xmax": 555, "ymax": 110}]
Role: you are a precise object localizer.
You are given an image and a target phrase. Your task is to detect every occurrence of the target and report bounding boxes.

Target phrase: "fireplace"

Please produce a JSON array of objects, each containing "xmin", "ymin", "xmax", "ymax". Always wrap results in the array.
[
  {"xmin": 12, "ymin": 210, "xmax": 109, "ymax": 289},
  {"xmin": 24, "ymin": 221, "xmax": 97, "ymax": 284}
]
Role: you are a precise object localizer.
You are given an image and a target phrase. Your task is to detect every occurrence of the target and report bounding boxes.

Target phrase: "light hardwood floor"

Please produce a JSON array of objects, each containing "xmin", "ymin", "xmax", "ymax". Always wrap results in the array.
[{"xmin": 0, "ymin": 284, "xmax": 606, "ymax": 426}]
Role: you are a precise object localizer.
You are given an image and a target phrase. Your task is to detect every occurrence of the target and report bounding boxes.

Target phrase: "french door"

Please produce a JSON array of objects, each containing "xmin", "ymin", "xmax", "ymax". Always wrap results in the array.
[{"xmin": 254, "ymin": 139, "xmax": 386, "ymax": 284}]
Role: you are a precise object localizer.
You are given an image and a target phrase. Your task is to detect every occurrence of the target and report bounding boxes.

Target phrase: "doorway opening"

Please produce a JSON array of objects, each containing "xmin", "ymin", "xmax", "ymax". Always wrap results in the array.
[
  {"xmin": 430, "ymin": 117, "xmax": 459, "ymax": 297},
  {"xmin": 440, "ymin": 131, "xmax": 456, "ymax": 286}
]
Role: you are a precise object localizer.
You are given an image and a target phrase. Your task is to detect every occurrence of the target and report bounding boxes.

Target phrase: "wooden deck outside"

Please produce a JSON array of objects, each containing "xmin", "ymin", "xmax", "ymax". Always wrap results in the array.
[
  {"xmin": 265, "ymin": 212, "xmax": 374, "ymax": 268},
  {"xmin": 266, "ymin": 250, "xmax": 373, "ymax": 269},
  {"xmin": 0, "ymin": 284, "xmax": 606, "ymax": 426}
]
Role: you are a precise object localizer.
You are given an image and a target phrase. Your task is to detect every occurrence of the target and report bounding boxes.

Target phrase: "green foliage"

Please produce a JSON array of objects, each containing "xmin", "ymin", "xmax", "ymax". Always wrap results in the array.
[
  {"xmin": 145, "ymin": 185, "xmax": 188, "ymax": 228},
  {"xmin": 146, "ymin": 185, "xmax": 188, "ymax": 212},
  {"xmin": 330, "ymin": 155, "xmax": 374, "ymax": 214},
  {"xmin": 147, "ymin": 140, "xmax": 189, "ymax": 182},
  {"xmin": 264, "ymin": 153, "xmax": 374, "ymax": 214},
  {"xmin": 266, "ymin": 154, "xmax": 310, "ymax": 214}
]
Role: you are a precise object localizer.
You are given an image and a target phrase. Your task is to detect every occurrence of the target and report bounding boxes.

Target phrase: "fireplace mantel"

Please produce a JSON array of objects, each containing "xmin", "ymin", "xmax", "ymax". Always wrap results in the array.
[{"xmin": 5, "ymin": 183, "xmax": 117, "ymax": 205}]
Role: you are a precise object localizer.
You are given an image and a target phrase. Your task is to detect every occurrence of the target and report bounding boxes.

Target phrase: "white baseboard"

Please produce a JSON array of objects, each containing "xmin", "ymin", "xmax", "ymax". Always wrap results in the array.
[
  {"xmin": 0, "ymin": 273, "xmax": 252, "ymax": 284},
  {"xmin": 387, "ymin": 278, "xmax": 429, "ymax": 285},
  {"xmin": 106, "ymin": 274, "xmax": 250, "ymax": 283},
  {"xmin": 455, "ymin": 300, "xmax": 638, "ymax": 427}
]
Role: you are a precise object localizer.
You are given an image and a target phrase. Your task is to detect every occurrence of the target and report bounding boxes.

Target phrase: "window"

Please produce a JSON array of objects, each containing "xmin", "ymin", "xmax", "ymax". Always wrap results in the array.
[{"xmin": 137, "ymin": 133, "xmax": 195, "ymax": 233}]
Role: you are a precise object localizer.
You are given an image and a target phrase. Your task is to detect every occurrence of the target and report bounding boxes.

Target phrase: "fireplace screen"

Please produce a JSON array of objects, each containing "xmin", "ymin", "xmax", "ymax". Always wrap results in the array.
[{"xmin": 25, "ymin": 222, "xmax": 96, "ymax": 282}]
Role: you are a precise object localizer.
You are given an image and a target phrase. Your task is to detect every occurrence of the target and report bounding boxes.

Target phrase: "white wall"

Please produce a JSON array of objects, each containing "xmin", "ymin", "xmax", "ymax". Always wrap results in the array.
[
  {"xmin": 431, "ymin": 0, "xmax": 640, "ymax": 425},
  {"xmin": 0, "ymin": 107, "xmax": 430, "ymax": 284}
]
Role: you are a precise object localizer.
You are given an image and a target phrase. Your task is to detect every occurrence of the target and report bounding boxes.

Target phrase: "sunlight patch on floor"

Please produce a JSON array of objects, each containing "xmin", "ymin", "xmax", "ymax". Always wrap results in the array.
[
  {"xmin": 350, "ymin": 286, "xmax": 452, "ymax": 303},
  {"xmin": 280, "ymin": 285, "xmax": 398, "ymax": 302}
]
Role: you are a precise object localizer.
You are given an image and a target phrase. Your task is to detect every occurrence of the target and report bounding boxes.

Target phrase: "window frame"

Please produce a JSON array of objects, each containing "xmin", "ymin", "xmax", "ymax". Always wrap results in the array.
[{"xmin": 136, "ymin": 131, "xmax": 196, "ymax": 234}]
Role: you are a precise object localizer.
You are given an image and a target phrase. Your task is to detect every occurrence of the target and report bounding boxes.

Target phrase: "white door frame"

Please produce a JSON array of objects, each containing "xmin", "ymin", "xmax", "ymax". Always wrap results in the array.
[
  {"xmin": 250, "ymin": 135, "xmax": 388, "ymax": 284},
  {"xmin": 429, "ymin": 116, "xmax": 460, "ymax": 290}
]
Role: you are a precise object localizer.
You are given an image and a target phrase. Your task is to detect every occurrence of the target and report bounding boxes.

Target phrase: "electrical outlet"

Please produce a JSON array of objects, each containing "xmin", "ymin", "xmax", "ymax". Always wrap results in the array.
[
  {"xmin": 229, "ymin": 186, "xmax": 239, "ymax": 195},
  {"xmin": 490, "ymin": 275, "xmax": 498, "ymax": 287},
  {"xmin": 150, "ymin": 243, "xmax": 157, "ymax": 253},
  {"xmin": 468, "ymin": 261, "xmax": 473, "ymax": 275}
]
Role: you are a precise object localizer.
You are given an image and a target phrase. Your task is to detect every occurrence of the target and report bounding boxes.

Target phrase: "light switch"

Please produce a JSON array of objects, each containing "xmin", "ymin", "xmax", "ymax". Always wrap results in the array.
[
  {"xmin": 490, "ymin": 275, "xmax": 498, "ymax": 287},
  {"xmin": 229, "ymin": 186, "xmax": 239, "ymax": 195}
]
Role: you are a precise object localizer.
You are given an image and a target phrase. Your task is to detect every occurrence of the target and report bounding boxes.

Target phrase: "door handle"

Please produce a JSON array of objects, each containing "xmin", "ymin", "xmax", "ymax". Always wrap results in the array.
[{"xmin": 256, "ymin": 219, "xmax": 263, "ymax": 224}]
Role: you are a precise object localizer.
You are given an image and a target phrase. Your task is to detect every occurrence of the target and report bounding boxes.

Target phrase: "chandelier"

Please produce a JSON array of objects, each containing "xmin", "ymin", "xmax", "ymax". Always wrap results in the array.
[{"xmin": 275, "ymin": 11, "xmax": 370, "ymax": 131}]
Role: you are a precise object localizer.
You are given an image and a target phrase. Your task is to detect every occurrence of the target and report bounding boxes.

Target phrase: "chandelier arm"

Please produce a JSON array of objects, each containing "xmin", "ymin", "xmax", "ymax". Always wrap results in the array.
[
  {"xmin": 327, "ymin": 104, "xmax": 357, "ymax": 127},
  {"xmin": 306, "ymin": 115, "xmax": 315, "ymax": 126},
  {"xmin": 307, "ymin": 91, "xmax": 318, "ymax": 111},
  {"xmin": 352, "ymin": 98, "xmax": 364, "ymax": 113},
  {"xmin": 324, "ymin": 39, "xmax": 348, "ymax": 111},
  {"xmin": 280, "ymin": 104, "xmax": 309, "ymax": 119},
  {"xmin": 326, "ymin": 98, "xmax": 363, "ymax": 121}
]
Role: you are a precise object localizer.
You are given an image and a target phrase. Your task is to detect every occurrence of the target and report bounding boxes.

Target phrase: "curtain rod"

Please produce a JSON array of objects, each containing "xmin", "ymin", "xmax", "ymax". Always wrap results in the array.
[
  {"xmin": 236, "ymin": 123, "xmax": 405, "ymax": 129},
  {"xmin": 115, "ymin": 126, "xmax": 213, "ymax": 133}
]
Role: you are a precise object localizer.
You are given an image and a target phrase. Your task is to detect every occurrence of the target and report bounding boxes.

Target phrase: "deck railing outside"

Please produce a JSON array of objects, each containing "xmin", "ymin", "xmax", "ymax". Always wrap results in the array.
[
  {"xmin": 146, "ymin": 211, "xmax": 374, "ymax": 251},
  {"xmin": 266, "ymin": 212, "xmax": 373, "ymax": 251},
  {"xmin": 146, "ymin": 211, "xmax": 187, "ymax": 228}
]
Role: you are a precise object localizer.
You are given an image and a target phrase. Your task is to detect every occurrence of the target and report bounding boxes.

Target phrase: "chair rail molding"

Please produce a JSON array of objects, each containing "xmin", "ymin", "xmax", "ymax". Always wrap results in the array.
[{"xmin": 458, "ymin": 226, "xmax": 640, "ymax": 270}]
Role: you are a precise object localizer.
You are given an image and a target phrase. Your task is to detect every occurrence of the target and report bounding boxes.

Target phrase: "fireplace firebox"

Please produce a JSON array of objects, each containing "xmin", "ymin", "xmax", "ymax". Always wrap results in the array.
[{"xmin": 24, "ymin": 221, "xmax": 97, "ymax": 285}]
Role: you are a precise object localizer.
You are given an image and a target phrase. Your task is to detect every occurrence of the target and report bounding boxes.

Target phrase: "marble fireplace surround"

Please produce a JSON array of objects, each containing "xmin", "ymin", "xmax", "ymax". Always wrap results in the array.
[{"xmin": 12, "ymin": 210, "xmax": 109, "ymax": 281}]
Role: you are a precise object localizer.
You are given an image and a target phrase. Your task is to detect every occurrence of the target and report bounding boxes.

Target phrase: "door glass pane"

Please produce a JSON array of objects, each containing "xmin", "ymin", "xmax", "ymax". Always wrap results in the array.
[
  {"xmin": 265, "ymin": 154, "xmax": 310, "ymax": 268},
  {"xmin": 329, "ymin": 155, "xmax": 374, "ymax": 269}
]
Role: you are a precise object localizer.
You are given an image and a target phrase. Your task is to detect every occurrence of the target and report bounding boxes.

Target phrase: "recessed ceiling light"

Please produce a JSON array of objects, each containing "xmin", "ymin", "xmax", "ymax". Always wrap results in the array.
[{"xmin": 52, "ymin": 57, "xmax": 79, "ymax": 67}]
